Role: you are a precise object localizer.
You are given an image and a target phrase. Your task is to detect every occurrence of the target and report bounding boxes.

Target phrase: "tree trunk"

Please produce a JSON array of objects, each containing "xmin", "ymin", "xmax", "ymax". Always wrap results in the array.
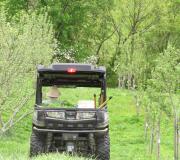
[
  {"xmin": 144, "ymin": 106, "xmax": 149, "ymax": 141},
  {"xmin": 130, "ymin": 34, "xmax": 135, "ymax": 64},
  {"xmin": 156, "ymin": 117, "xmax": 161, "ymax": 160},
  {"xmin": 118, "ymin": 75, "xmax": 121, "ymax": 88},
  {"xmin": 127, "ymin": 73, "xmax": 132, "ymax": 89},
  {"xmin": 132, "ymin": 76, "xmax": 136, "ymax": 89},
  {"xmin": 122, "ymin": 75, "xmax": 126, "ymax": 89},
  {"xmin": 0, "ymin": 112, "xmax": 4, "ymax": 129},
  {"xmin": 174, "ymin": 112, "xmax": 179, "ymax": 160},
  {"xmin": 149, "ymin": 118, "xmax": 155, "ymax": 154},
  {"xmin": 28, "ymin": 0, "xmax": 38, "ymax": 10},
  {"xmin": 178, "ymin": 112, "xmax": 180, "ymax": 159},
  {"xmin": 134, "ymin": 94, "xmax": 140, "ymax": 116}
]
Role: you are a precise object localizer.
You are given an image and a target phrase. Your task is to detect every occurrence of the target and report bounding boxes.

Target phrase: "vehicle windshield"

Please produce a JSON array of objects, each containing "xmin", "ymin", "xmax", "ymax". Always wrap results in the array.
[{"xmin": 40, "ymin": 86, "xmax": 104, "ymax": 109}]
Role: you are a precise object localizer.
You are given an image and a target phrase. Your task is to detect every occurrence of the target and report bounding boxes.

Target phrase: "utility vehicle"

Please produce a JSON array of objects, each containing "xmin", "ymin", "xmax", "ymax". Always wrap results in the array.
[{"xmin": 30, "ymin": 63, "xmax": 110, "ymax": 160}]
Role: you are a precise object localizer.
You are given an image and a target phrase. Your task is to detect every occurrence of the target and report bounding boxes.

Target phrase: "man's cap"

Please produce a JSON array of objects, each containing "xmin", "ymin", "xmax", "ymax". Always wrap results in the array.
[{"xmin": 47, "ymin": 86, "xmax": 60, "ymax": 98}]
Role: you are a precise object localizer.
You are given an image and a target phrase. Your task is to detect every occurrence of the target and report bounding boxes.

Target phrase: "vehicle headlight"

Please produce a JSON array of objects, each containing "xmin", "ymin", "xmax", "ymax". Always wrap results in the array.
[
  {"xmin": 104, "ymin": 112, "xmax": 109, "ymax": 122},
  {"xmin": 33, "ymin": 110, "xmax": 38, "ymax": 120},
  {"xmin": 77, "ymin": 112, "xmax": 95, "ymax": 119},
  {"xmin": 46, "ymin": 111, "xmax": 65, "ymax": 119}
]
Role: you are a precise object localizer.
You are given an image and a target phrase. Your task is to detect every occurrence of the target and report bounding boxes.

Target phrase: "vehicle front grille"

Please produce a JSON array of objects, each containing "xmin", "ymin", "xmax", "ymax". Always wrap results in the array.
[
  {"xmin": 65, "ymin": 111, "xmax": 76, "ymax": 120},
  {"xmin": 46, "ymin": 122, "xmax": 95, "ymax": 129}
]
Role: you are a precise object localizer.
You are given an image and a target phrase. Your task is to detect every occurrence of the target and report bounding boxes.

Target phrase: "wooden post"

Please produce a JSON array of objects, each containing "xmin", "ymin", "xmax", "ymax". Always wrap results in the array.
[{"xmin": 94, "ymin": 94, "xmax": 96, "ymax": 109}]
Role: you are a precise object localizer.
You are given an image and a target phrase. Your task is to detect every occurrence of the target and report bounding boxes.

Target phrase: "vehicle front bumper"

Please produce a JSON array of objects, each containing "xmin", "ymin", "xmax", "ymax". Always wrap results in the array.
[{"xmin": 33, "ymin": 126, "xmax": 108, "ymax": 134}]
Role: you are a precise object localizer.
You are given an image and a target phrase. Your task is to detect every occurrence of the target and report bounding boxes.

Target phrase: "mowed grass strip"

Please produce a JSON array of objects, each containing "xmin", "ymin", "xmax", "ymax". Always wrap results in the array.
[{"xmin": 0, "ymin": 153, "xmax": 93, "ymax": 160}]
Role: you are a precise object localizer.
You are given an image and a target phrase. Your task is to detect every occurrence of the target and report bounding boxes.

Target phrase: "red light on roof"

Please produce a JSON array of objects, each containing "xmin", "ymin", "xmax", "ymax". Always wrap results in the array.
[{"xmin": 67, "ymin": 68, "xmax": 77, "ymax": 74}]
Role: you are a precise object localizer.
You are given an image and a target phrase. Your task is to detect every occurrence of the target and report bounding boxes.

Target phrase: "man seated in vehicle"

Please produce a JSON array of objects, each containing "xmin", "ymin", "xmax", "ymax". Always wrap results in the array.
[
  {"xmin": 42, "ymin": 86, "xmax": 62, "ymax": 107},
  {"xmin": 43, "ymin": 86, "xmax": 73, "ymax": 108}
]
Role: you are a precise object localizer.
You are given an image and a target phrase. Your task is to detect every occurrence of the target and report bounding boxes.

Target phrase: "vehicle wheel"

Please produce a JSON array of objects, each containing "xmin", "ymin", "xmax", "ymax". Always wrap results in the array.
[
  {"xmin": 30, "ymin": 131, "xmax": 46, "ymax": 157},
  {"xmin": 96, "ymin": 131, "xmax": 110, "ymax": 160}
]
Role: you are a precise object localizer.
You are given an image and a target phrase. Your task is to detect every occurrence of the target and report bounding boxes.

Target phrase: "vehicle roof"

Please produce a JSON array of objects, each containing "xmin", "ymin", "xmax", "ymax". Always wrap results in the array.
[
  {"xmin": 37, "ymin": 63, "xmax": 106, "ymax": 74},
  {"xmin": 37, "ymin": 64, "xmax": 106, "ymax": 87}
]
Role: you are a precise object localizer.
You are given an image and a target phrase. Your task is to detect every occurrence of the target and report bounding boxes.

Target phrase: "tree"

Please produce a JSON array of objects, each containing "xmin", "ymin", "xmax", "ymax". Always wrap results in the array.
[
  {"xmin": 146, "ymin": 46, "xmax": 180, "ymax": 159},
  {"xmin": 0, "ymin": 9, "xmax": 55, "ymax": 134},
  {"xmin": 105, "ymin": 0, "xmax": 160, "ymax": 89},
  {"xmin": 37, "ymin": 0, "xmax": 114, "ymax": 62}
]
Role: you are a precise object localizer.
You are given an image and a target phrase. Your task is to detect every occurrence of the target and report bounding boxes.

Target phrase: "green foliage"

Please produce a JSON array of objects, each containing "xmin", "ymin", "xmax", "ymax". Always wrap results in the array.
[
  {"xmin": 2, "ymin": 0, "xmax": 115, "ymax": 62},
  {"xmin": 38, "ymin": 0, "xmax": 114, "ymax": 62},
  {"xmin": 147, "ymin": 46, "xmax": 180, "ymax": 110},
  {"xmin": 0, "ymin": 8, "xmax": 55, "ymax": 134},
  {"xmin": 3, "ymin": 0, "xmax": 27, "ymax": 17},
  {"xmin": 1, "ymin": 0, "xmax": 180, "ymax": 87},
  {"xmin": 144, "ymin": 46, "xmax": 180, "ymax": 158},
  {"xmin": 106, "ymin": 68, "xmax": 118, "ymax": 87}
]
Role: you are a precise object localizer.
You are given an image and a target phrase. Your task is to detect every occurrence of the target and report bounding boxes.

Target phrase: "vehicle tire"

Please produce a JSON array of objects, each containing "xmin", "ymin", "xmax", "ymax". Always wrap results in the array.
[
  {"xmin": 30, "ymin": 131, "xmax": 46, "ymax": 157},
  {"xmin": 96, "ymin": 131, "xmax": 110, "ymax": 160}
]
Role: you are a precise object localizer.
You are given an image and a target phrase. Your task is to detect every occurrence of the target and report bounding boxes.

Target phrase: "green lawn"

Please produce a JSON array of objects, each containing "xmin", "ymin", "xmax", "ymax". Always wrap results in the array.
[{"xmin": 0, "ymin": 89, "xmax": 174, "ymax": 160}]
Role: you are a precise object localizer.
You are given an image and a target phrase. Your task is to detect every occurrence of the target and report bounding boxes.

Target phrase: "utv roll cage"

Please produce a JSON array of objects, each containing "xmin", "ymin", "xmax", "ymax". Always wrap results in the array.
[{"xmin": 35, "ymin": 63, "xmax": 107, "ymax": 105}]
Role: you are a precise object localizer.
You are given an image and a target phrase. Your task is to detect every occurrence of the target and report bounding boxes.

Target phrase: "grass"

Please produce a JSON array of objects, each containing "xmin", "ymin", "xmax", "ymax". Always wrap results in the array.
[{"xmin": 0, "ymin": 88, "xmax": 174, "ymax": 159}]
